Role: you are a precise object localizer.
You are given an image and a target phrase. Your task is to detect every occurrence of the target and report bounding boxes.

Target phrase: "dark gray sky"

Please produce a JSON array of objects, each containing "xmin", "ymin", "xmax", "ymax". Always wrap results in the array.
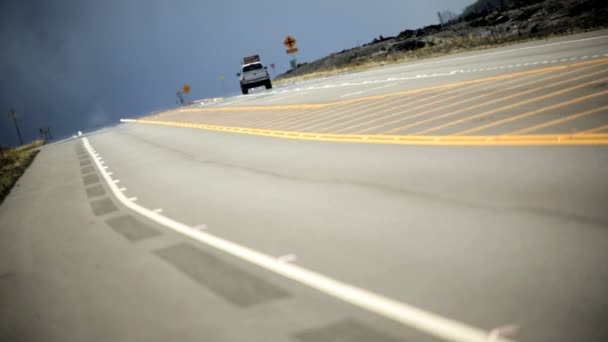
[{"xmin": 0, "ymin": 0, "xmax": 474, "ymax": 146}]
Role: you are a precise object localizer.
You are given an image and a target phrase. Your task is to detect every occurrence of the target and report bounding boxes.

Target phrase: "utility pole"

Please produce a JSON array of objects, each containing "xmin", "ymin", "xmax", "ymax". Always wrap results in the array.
[{"xmin": 8, "ymin": 109, "xmax": 23, "ymax": 146}]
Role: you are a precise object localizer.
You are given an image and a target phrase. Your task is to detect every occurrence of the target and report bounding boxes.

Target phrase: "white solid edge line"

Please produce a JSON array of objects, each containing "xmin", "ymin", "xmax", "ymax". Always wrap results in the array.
[{"xmin": 81, "ymin": 137, "xmax": 514, "ymax": 342}]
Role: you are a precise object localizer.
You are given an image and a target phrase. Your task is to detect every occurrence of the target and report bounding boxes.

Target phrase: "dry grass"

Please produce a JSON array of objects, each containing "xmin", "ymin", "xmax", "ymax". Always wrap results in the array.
[
  {"xmin": 0, "ymin": 140, "xmax": 45, "ymax": 204},
  {"xmin": 15, "ymin": 139, "xmax": 46, "ymax": 152}
]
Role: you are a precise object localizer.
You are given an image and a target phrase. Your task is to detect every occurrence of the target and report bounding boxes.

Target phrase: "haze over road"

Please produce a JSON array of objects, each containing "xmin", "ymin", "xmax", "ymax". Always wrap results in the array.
[{"xmin": 2, "ymin": 31, "xmax": 608, "ymax": 342}]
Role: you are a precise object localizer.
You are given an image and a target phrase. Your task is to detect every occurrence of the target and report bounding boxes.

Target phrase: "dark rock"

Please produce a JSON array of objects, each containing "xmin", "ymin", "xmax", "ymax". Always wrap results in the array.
[
  {"xmin": 397, "ymin": 29, "xmax": 415, "ymax": 39},
  {"xmin": 490, "ymin": 15, "xmax": 510, "ymax": 25},
  {"xmin": 512, "ymin": 7, "xmax": 538, "ymax": 21},
  {"xmin": 391, "ymin": 39, "xmax": 426, "ymax": 52},
  {"xmin": 469, "ymin": 17, "xmax": 490, "ymax": 27},
  {"xmin": 422, "ymin": 24, "xmax": 443, "ymax": 35},
  {"xmin": 529, "ymin": 23, "xmax": 540, "ymax": 33},
  {"xmin": 371, "ymin": 35, "xmax": 395, "ymax": 44}
]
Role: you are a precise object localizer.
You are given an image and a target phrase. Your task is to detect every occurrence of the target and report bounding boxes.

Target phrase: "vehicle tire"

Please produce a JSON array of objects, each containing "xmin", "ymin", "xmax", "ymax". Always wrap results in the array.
[
  {"xmin": 265, "ymin": 80, "xmax": 272, "ymax": 89},
  {"xmin": 241, "ymin": 86, "xmax": 248, "ymax": 95}
]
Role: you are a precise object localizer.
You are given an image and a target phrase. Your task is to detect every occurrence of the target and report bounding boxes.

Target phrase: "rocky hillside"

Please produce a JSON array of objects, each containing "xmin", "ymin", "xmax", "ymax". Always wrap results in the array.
[{"xmin": 276, "ymin": 0, "xmax": 607, "ymax": 80}]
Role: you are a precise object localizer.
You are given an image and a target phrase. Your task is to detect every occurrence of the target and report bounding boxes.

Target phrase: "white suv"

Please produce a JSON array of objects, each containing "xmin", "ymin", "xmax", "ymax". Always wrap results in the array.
[{"xmin": 238, "ymin": 55, "xmax": 272, "ymax": 95}]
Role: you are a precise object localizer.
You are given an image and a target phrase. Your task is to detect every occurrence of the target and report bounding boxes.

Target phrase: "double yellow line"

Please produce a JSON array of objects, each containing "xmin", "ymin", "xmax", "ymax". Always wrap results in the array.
[
  {"xmin": 122, "ymin": 119, "xmax": 608, "ymax": 146},
  {"xmin": 127, "ymin": 58, "xmax": 608, "ymax": 146}
]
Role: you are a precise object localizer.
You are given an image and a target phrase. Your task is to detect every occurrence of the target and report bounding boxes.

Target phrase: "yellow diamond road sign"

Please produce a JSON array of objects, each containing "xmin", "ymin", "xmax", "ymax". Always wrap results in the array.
[{"xmin": 284, "ymin": 35, "xmax": 296, "ymax": 49}]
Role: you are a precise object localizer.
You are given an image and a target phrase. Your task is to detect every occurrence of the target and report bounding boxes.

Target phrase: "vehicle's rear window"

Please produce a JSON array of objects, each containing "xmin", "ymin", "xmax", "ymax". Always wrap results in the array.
[{"xmin": 243, "ymin": 63, "xmax": 263, "ymax": 72}]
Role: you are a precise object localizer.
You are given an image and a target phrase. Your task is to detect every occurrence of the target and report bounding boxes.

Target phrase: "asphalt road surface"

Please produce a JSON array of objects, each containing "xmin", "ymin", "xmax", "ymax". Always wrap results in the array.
[
  {"xmin": 148, "ymin": 30, "xmax": 608, "ymax": 139},
  {"xmin": 2, "ymin": 30, "xmax": 608, "ymax": 342}
]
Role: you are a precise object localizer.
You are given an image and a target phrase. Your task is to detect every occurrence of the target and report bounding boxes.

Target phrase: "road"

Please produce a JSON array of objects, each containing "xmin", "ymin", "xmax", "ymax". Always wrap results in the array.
[
  {"xmin": 147, "ymin": 30, "xmax": 608, "ymax": 140},
  {"xmin": 2, "ymin": 30, "xmax": 608, "ymax": 342}
]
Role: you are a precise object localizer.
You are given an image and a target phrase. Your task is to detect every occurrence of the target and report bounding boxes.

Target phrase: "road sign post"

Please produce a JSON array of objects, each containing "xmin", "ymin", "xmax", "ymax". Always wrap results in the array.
[{"xmin": 284, "ymin": 35, "xmax": 299, "ymax": 71}]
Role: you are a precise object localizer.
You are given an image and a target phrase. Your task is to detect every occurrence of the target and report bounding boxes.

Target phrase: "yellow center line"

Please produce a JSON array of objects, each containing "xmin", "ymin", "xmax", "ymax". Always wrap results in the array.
[
  {"xmin": 219, "ymin": 107, "xmax": 304, "ymax": 127},
  {"xmin": 280, "ymin": 102, "xmax": 373, "ymax": 131},
  {"xmin": 195, "ymin": 117, "xmax": 231, "ymax": 126},
  {"xmin": 454, "ymin": 87, "xmax": 608, "ymax": 135},
  {"xmin": 288, "ymin": 97, "xmax": 403, "ymax": 131},
  {"xmin": 507, "ymin": 105, "xmax": 608, "ymax": 134},
  {"xmin": 230, "ymin": 115, "xmax": 274, "ymax": 127},
  {"xmin": 352, "ymin": 70, "xmax": 546, "ymax": 134},
  {"xmin": 302, "ymin": 95, "xmax": 433, "ymax": 131},
  {"xmin": 123, "ymin": 118, "xmax": 608, "ymax": 146},
  {"xmin": 276, "ymin": 105, "xmax": 352, "ymax": 130},
  {"xmin": 376, "ymin": 63, "xmax": 603, "ymax": 134},
  {"xmin": 255, "ymin": 105, "xmax": 362, "ymax": 128},
  {"xmin": 195, "ymin": 109, "xmax": 225, "ymax": 118},
  {"xmin": 143, "ymin": 59, "xmax": 608, "ymax": 132},
  {"xmin": 317, "ymin": 81, "xmax": 496, "ymax": 133},
  {"xmin": 577, "ymin": 124, "xmax": 608, "ymax": 134},
  {"xmin": 233, "ymin": 110, "xmax": 288, "ymax": 126},
  {"xmin": 242, "ymin": 108, "xmax": 306, "ymax": 127},
  {"xmin": 401, "ymin": 65, "xmax": 608, "ymax": 134}
]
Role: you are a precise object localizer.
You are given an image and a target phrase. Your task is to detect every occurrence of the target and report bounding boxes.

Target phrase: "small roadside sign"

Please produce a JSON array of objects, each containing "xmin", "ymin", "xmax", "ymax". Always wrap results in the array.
[
  {"xmin": 283, "ymin": 35, "xmax": 299, "ymax": 71},
  {"xmin": 283, "ymin": 36, "xmax": 296, "ymax": 49}
]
